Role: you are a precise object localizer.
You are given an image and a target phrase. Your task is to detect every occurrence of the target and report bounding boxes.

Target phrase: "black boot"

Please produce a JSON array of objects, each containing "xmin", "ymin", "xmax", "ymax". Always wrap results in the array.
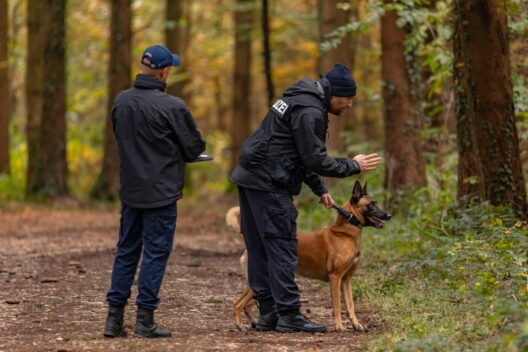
[
  {"xmin": 103, "ymin": 305, "xmax": 127, "ymax": 338},
  {"xmin": 134, "ymin": 307, "xmax": 172, "ymax": 338},
  {"xmin": 276, "ymin": 310, "xmax": 327, "ymax": 333},
  {"xmin": 256, "ymin": 300, "xmax": 278, "ymax": 332}
]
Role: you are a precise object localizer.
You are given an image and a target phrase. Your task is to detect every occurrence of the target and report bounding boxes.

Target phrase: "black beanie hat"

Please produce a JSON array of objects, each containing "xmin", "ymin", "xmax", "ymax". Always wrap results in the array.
[{"xmin": 325, "ymin": 63, "xmax": 356, "ymax": 97}]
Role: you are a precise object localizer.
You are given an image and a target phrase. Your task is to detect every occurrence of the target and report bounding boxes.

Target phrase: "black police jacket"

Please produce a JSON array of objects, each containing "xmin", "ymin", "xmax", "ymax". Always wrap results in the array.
[
  {"xmin": 112, "ymin": 74, "xmax": 205, "ymax": 208},
  {"xmin": 230, "ymin": 76, "xmax": 361, "ymax": 196}
]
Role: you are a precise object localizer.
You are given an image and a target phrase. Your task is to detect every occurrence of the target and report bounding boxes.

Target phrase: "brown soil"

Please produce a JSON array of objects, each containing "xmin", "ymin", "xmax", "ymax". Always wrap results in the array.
[{"xmin": 0, "ymin": 206, "xmax": 380, "ymax": 351}]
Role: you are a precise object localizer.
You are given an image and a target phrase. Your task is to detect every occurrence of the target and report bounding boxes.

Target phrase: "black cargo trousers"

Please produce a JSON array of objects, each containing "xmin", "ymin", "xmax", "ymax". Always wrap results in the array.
[{"xmin": 237, "ymin": 186, "xmax": 301, "ymax": 314}]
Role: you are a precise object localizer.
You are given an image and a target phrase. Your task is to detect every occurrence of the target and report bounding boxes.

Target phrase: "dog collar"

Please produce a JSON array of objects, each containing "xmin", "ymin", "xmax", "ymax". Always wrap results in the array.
[{"xmin": 331, "ymin": 205, "xmax": 361, "ymax": 226}]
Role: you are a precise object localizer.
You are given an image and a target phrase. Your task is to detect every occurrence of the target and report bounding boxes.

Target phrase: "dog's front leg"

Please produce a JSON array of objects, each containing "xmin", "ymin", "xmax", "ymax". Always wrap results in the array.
[
  {"xmin": 329, "ymin": 273, "xmax": 345, "ymax": 331},
  {"xmin": 341, "ymin": 278, "xmax": 364, "ymax": 331}
]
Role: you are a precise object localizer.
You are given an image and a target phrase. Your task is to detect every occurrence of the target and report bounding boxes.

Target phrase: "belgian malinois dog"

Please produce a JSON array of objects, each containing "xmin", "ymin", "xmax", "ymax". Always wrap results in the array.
[{"xmin": 228, "ymin": 181, "xmax": 391, "ymax": 332}]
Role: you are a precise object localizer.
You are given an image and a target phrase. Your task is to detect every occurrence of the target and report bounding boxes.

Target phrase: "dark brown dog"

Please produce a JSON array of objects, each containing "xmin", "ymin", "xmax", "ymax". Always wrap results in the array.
[{"xmin": 229, "ymin": 181, "xmax": 391, "ymax": 332}]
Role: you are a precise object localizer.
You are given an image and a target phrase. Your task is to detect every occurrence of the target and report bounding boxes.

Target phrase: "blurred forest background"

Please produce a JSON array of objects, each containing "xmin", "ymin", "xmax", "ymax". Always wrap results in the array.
[{"xmin": 0, "ymin": 0, "xmax": 527, "ymax": 350}]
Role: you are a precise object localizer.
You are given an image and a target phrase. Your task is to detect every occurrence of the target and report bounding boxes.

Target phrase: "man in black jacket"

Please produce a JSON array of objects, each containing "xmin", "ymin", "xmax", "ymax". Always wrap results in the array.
[
  {"xmin": 230, "ymin": 63, "xmax": 381, "ymax": 333},
  {"xmin": 103, "ymin": 45, "xmax": 205, "ymax": 338}
]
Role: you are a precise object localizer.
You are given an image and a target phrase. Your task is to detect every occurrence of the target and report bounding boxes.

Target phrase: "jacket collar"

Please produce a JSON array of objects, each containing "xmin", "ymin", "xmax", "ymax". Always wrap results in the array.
[
  {"xmin": 134, "ymin": 74, "xmax": 167, "ymax": 91},
  {"xmin": 316, "ymin": 76, "xmax": 332, "ymax": 110}
]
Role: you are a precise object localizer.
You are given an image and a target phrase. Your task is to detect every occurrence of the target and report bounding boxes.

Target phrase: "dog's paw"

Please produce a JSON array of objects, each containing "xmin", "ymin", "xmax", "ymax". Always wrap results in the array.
[
  {"xmin": 335, "ymin": 323, "xmax": 346, "ymax": 332},
  {"xmin": 235, "ymin": 324, "xmax": 253, "ymax": 332},
  {"xmin": 352, "ymin": 321, "xmax": 365, "ymax": 332}
]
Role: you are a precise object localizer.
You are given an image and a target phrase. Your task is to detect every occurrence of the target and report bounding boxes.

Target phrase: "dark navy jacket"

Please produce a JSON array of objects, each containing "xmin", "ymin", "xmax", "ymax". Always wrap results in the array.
[
  {"xmin": 230, "ymin": 76, "xmax": 361, "ymax": 196},
  {"xmin": 112, "ymin": 74, "xmax": 205, "ymax": 208}
]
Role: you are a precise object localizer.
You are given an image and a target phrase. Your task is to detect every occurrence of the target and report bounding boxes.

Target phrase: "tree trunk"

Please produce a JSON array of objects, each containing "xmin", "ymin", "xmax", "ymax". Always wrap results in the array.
[
  {"xmin": 0, "ymin": 0, "xmax": 10, "ymax": 174},
  {"xmin": 261, "ymin": 0, "xmax": 274, "ymax": 106},
  {"xmin": 214, "ymin": 0, "xmax": 228, "ymax": 131},
  {"xmin": 31, "ymin": 0, "xmax": 69, "ymax": 198},
  {"xmin": 230, "ymin": 0, "xmax": 254, "ymax": 173},
  {"xmin": 25, "ymin": 0, "xmax": 47, "ymax": 194},
  {"xmin": 355, "ymin": 4, "xmax": 382, "ymax": 143},
  {"xmin": 343, "ymin": 1, "xmax": 360, "ymax": 134},
  {"xmin": 319, "ymin": 0, "xmax": 351, "ymax": 152},
  {"xmin": 381, "ymin": 2, "xmax": 427, "ymax": 205},
  {"xmin": 92, "ymin": 0, "xmax": 132, "ymax": 200},
  {"xmin": 454, "ymin": 0, "xmax": 527, "ymax": 217},
  {"xmin": 165, "ymin": 0, "xmax": 191, "ymax": 101}
]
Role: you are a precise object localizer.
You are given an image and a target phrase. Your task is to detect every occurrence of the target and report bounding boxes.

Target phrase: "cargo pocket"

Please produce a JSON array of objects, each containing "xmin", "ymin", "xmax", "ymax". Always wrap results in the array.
[{"xmin": 261, "ymin": 206, "xmax": 297, "ymax": 239}]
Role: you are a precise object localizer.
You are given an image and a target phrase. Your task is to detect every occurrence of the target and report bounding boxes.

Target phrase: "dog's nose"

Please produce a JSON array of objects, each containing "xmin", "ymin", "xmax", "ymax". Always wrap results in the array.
[{"xmin": 384, "ymin": 213, "xmax": 392, "ymax": 220}]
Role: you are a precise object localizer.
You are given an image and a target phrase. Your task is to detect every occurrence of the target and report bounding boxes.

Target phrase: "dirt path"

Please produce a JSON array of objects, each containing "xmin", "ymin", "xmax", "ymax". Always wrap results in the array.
[{"xmin": 0, "ymin": 208, "xmax": 379, "ymax": 351}]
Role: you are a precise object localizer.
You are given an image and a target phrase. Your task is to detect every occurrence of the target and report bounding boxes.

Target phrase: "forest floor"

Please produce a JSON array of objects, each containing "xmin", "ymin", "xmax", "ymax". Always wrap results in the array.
[{"xmin": 0, "ymin": 202, "xmax": 383, "ymax": 352}]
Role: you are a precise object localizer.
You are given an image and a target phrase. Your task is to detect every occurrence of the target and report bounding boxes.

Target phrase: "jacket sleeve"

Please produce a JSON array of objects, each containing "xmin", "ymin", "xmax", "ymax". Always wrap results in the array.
[
  {"xmin": 303, "ymin": 170, "xmax": 328, "ymax": 196},
  {"xmin": 290, "ymin": 107, "xmax": 361, "ymax": 177},
  {"xmin": 168, "ymin": 100, "xmax": 206, "ymax": 162}
]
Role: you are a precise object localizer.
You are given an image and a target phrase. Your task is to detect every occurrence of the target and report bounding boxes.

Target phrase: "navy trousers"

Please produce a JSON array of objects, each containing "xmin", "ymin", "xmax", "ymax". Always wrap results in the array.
[
  {"xmin": 106, "ymin": 202, "xmax": 177, "ymax": 310},
  {"xmin": 238, "ymin": 186, "xmax": 301, "ymax": 314}
]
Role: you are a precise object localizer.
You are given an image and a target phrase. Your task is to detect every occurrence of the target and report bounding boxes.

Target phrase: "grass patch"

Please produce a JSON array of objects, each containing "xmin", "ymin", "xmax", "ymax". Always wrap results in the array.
[{"xmin": 205, "ymin": 297, "xmax": 223, "ymax": 304}]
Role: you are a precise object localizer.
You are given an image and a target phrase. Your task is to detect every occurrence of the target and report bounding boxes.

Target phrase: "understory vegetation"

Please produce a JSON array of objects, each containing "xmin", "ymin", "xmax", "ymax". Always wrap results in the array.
[{"xmin": 296, "ymin": 165, "xmax": 528, "ymax": 351}]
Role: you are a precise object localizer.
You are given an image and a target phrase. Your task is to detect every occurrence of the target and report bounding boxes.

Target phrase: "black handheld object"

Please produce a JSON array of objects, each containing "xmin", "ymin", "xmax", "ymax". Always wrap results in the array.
[{"xmin": 188, "ymin": 154, "xmax": 214, "ymax": 163}]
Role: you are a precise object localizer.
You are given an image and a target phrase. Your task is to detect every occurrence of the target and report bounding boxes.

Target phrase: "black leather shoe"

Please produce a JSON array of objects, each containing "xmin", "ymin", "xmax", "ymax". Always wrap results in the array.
[
  {"xmin": 256, "ymin": 311, "xmax": 278, "ymax": 331},
  {"xmin": 103, "ymin": 305, "xmax": 127, "ymax": 338},
  {"xmin": 134, "ymin": 307, "xmax": 172, "ymax": 338},
  {"xmin": 276, "ymin": 312, "xmax": 327, "ymax": 333}
]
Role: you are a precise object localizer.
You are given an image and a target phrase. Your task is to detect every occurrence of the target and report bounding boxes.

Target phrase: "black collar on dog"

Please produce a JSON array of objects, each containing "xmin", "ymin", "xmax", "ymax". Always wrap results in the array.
[{"xmin": 331, "ymin": 204, "xmax": 361, "ymax": 226}]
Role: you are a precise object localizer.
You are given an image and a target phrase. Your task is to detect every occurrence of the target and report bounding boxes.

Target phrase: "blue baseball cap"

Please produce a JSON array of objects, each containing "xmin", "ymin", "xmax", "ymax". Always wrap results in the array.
[{"xmin": 141, "ymin": 45, "xmax": 181, "ymax": 69}]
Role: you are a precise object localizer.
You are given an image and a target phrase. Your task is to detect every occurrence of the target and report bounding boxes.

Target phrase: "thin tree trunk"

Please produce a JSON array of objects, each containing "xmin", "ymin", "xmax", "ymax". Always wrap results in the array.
[
  {"xmin": 214, "ymin": 75, "xmax": 227, "ymax": 131},
  {"xmin": 355, "ymin": 5, "xmax": 382, "ymax": 143},
  {"xmin": 214, "ymin": 0, "xmax": 227, "ymax": 131},
  {"xmin": 343, "ymin": 1, "xmax": 360, "ymax": 134},
  {"xmin": 230, "ymin": 0, "xmax": 254, "ymax": 173},
  {"xmin": 454, "ymin": 0, "xmax": 527, "ymax": 217},
  {"xmin": 92, "ymin": 0, "xmax": 132, "ymax": 200},
  {"xmin": 165, "ymin": 0, "xmax": 191, "ymax": 101},
  {"xmin": 32, "ymin": 0, "xmax": 68, "ymax": 198},
  {"xmin": 261, "ymin": 0, "xmax": 274, "ymax": 106},
  {"xmin": 381, "ymin": 2, "xmax": 427, "ymax": 206},
  {"xmin": 0, "ymin": 0, "xmax": 10, "ymax": 174},
  {"xmin": 319, "ymin": 0, "xmax": 351, "ymax": 152},
  {"xmin": 25, "ymin": 0, "xmax": 47, "ymax": 194}
]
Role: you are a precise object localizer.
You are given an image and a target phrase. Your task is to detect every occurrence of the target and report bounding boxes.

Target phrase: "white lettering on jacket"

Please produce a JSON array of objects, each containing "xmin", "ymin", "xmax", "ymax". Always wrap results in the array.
[{"xmin": 272, "ymin": 99, "xmax": 289, "ymax": 116}]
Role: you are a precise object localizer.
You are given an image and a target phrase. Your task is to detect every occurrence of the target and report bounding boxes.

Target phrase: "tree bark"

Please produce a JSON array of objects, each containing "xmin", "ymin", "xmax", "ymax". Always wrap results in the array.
[
  {"xmin": 92, "ymin": 0, "xmax": 132, "ymax": 200},
  {"xmin": 343, "ymin": 1, "xmax": 360, "ymax": 134},
  {"xmin": 355, "ymin": 4, "xmax": 382, "ymax": 143},
  {"xmin": 261, "ymin": 0, "xmax": 274, "ymax": 106},
  {"xmin": 165, "ymin": 0, "xmax": 191, "ymax": 101},
  {"xmin": 230, "ymin": 0, "xmax": 254, "ymax": 173},
  {"xmin": 319, "ymin": 0, "xmax": 351, "ymax": 152},
  {"xmin": 381, "ymin": 2, "xmax": 427, "ymax": 205},
  {"xmin": 25, "ymin": 0, "xmax": 47, "ymax": 194},
  {"xmin": 0, "ymin": 0, "xmax": 10, "ymax": 174},
  {"xmin": 214, "ymin": 0, "xmax": 228, "ymax": 131},
  {"xmin": 31, "ymin": 0, "xmax": 69, "ymax": 198},
  {"xmin": 454, "ymin": 0, "xmax": 527, "ymax": 217}
]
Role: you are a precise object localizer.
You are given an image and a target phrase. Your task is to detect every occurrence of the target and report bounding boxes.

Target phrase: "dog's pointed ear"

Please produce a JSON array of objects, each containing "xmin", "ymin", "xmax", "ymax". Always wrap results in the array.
[
  {"xmin": 363, "ymin": 181, "xmax": 368, "ymax": 195},
  {"xmin": 351, "ymin": 181, "xmax": 362, "ymax": 204}
]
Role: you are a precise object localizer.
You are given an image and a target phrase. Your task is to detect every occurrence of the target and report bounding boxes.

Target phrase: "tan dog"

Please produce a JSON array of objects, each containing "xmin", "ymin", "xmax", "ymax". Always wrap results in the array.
[{"xmin": 230, "ymin": 181, "xmax": 391, "ymax": 332}]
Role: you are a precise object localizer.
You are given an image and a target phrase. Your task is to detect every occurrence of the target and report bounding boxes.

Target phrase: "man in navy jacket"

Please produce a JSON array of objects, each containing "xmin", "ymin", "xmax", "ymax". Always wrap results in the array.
[
  {"xmin": 230, "ymin": 64, "xmax": 381, "ymax": 333},
  {"xmin": 104, "ymin": 45, "xmax": 205, "ymax": 338}
]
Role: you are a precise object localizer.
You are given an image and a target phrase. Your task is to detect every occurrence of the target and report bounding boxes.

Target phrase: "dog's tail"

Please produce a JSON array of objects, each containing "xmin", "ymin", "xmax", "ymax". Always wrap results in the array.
[{"xmin": 226, "ymin": 206, "xmax": 241, "ymax": 234}]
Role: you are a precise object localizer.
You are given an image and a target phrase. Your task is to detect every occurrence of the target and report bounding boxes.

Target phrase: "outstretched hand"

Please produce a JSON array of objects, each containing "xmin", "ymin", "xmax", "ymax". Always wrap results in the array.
[
  {"xmin": 319, "ymin": 193, "xmax": 335, "ymax": 209},
  {"xmin": 353, "ymin": 153, "xmax": 382, "ymax": 172}
]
